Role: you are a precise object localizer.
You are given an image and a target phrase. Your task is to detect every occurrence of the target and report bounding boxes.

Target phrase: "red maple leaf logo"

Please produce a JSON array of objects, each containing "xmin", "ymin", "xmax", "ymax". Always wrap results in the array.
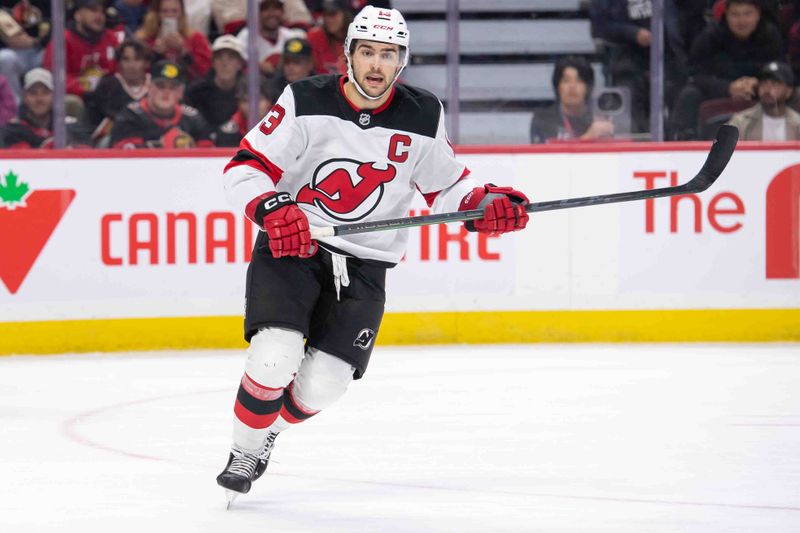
[{"xmin": 0, "ymin": 171, "xmax": 75, "ymax": 294}]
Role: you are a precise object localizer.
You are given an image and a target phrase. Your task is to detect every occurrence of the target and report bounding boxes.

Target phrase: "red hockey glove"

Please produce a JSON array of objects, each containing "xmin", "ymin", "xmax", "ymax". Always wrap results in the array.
[
  {"xmin": 459, "ymin": 184, "xmax": 530, "ymax": 236},
  {"xmin": 253, "ymin": 192, "xmax": 317, "ymax": 258}
]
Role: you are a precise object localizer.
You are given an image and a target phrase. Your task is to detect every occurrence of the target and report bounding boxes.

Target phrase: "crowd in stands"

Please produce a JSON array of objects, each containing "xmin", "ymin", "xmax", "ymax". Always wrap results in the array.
[
  {"xmin": 0, "ymin": 0, "xmax": 389, "ymax": 148},
  {"xmin": 534, "ymin": 0, "xmax": 800, "ymax": 142},
  {"xmin": 2, "ymin": 0, "xmax": 800, "ymax": 147}
]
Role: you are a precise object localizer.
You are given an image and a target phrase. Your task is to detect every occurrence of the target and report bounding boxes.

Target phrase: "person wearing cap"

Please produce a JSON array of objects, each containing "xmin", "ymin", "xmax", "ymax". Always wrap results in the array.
[
  {"xmin": 236, "ymin": 0, "xmax": 306, "ymax": 76},
  {"xmin": 306, "ymin": 0, "xmax": 351, "ymax": 75},
  {"xmin": 184, "ymin": 34, "xmax": 246, "ymax": 130},
  {"xmin": 110, "ymin": 60, "xmax": 212, "ymax": 148},
  {"xmin": 266, "ymin": 37, "xmax": 315, "ymax": 96},
  {"xmin": 215, "ymin": 76, "xmax": 275, "ymax": 147},
  {"xmin": 668, "ymin": 0, "xmax": 783, "ymax": 139},
  {"xmin": 1, "ymin": 68, "xmax": 88, "ymax": 148},
  {"xmin": 84, "ymin": 39, "xmax": 152, "ymax": 145},
  {"xmin": 42, "ymin": 0, "xmax": 123, "ymax": 98},
  {"xmin": 134, "ymin": 0, "xmax": 212, "ymax": 82},
  {"xmin": 727, "ymin": 61, "xmax": 800, "ymax": 140}
]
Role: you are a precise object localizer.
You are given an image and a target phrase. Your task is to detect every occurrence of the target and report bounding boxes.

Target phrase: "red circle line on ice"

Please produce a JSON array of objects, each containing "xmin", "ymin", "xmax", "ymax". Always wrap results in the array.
[{"xmin": 61, "ymin": 388, "xmax": 800, "ymax": 513}]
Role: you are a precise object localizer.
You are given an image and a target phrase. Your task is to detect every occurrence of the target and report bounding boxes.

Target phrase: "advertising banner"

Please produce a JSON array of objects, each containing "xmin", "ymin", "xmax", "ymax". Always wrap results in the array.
[{"xmin": 0, "ymin": 144, "xmax": 798, "ymax": 334}]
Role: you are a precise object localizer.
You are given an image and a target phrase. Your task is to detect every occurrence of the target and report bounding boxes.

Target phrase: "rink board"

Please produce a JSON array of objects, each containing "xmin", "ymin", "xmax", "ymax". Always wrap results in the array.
[{"xmin": 0, "ymin": 143, "xmax": 798, "ymax": 353}]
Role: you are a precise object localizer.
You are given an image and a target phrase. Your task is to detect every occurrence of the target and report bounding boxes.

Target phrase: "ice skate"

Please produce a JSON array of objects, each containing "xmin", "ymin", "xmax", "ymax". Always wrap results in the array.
[{"xmin": 217, "ymin": 432, "xmax": 279, "ymax": 508}]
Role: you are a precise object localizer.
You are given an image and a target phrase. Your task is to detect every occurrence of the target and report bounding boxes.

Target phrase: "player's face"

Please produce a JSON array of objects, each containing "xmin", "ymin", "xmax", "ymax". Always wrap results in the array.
[
  {"xmin": 213, "ymin": 50, "xmax": 245, "ymax": 82},
  {"xmin": 557, "ymin": 67, "xmax": 588, "ymax": 108},
  {"xmin": 23, "ymin": 84, "xmax": 53, "ymax": 118},
  {"xmin": 118, "ymin": 47, "xmax": 148, "ymax": 83},
  {"xmin": 283, "ymin": 56, "xmax": 314, "ymax": 83},
  {"xmin": 726, "ymin": 3, "xmax": 760, "ymax": 40},
  {"xmin": 351, "ymin": 41, "xmax": 402, "ymax": 98},
  {"xmin": 148, "ymin": 79, "xmax": 184, "ymax": 117}
]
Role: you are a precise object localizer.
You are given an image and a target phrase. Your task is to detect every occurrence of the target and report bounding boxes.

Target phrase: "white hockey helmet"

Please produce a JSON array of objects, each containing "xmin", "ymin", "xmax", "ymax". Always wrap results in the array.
[{"xmin": 344, "ymin": 6, "xmax": 410, "ymax": 100}]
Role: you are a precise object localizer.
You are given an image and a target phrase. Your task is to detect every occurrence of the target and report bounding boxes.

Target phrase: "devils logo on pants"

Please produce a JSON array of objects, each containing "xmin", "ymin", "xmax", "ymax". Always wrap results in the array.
[{"xmin": 297, "ymin": 158, "xmax": 397, "ymax": 222}]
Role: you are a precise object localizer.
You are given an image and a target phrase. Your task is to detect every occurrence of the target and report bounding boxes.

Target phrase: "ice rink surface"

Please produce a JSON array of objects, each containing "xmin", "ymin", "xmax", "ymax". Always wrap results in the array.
[{"xmin": 1, "ymin": 343, "xmax": 799, "ymax": 533}]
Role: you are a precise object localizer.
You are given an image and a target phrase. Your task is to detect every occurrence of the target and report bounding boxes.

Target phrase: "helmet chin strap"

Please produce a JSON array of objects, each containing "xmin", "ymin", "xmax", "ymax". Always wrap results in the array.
[{"xmin": 347, "ymin": 60, "xmax": 405, "ymax": 102}]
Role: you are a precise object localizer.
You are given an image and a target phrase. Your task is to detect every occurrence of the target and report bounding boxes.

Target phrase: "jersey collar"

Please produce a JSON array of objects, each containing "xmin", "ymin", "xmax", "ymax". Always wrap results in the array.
[{"xmin": 338, "ymin": 75, "xmax": 396, "ymax": 116}]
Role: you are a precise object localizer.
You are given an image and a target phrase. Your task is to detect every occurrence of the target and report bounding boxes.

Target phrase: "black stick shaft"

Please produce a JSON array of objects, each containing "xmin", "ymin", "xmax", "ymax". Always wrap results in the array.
[{"xmin": 312, "ymin": 125, "xmax": 738, "ymax": 239}]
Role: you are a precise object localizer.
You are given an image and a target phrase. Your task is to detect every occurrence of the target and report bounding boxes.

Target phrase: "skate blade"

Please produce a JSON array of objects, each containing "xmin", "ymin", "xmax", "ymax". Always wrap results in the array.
[{"xmin": 225, "ymin": 490, "xmax": 238, "ymax": 510}]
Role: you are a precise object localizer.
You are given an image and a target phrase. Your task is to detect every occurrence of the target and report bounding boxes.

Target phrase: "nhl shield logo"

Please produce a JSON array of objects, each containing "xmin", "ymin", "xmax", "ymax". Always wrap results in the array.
[
  {"xmin": 359, "ymin": 113, "xmax": 371, "ymax": 126},
  {"xmin": 353, "ymin": 328, "xmax": 376, "ymax": 350}
]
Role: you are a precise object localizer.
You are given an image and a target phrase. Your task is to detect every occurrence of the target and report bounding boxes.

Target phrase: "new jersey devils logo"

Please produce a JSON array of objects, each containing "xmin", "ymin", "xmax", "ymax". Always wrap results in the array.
[{"xmin": 296, "ymin": 158, "xmax": 397, "ymax": 222}]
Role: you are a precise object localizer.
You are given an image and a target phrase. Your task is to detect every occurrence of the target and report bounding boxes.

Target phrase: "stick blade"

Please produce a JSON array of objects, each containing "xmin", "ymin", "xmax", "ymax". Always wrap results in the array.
[{"xmin": 690, "ymin": 124, "xmax": 739, "ymax": 192}]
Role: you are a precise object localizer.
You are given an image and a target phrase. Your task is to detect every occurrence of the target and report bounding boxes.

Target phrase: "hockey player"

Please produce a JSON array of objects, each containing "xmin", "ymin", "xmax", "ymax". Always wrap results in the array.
[{"xmin": 217, "ymin": 6, "xmax": 530, "ymax": 504}]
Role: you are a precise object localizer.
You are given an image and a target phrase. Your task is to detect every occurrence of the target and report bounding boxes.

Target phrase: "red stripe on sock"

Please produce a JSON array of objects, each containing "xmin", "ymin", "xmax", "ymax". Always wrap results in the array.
[
  {"xmin": 234, "ymin": 400, "xmax": 280, "ymax": 429},
  {"xmin": 279, "ymin": 384, "xmax": 320, "ymax": 424}
]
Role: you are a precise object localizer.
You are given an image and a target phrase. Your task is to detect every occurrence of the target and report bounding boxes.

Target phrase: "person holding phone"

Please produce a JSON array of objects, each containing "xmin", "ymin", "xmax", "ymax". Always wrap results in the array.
[{"xmin": 134, "ymin": 0, "xmax": 211, "ymax": 82}]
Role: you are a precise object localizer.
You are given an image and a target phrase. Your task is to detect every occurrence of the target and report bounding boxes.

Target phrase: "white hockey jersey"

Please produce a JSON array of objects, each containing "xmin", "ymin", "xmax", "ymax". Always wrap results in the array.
[{"xmin": 223, "ymin": 74, "xmax": 480, "ymax": 265}]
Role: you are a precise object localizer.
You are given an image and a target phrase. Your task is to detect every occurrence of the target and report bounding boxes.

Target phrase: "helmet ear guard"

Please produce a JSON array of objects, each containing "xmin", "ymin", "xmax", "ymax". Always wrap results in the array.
[{"xmin": 344, "ymin": 6, "xmax": 410, "ymax": 101}]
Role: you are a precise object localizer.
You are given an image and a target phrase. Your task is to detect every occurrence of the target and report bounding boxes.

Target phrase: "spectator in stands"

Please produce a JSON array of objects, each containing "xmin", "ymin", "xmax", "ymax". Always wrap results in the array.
[
  {"xmin": 84, "ymin": 39, "xmax": 151, "ymax": 145},
  {"xmin": 237, "ymin": 0, "xmax": 306, "ymax": 76},
  {"xmin": 306, "ymin": 0, "xmax": 391, "ymax": 11},
  {"xmin": 530, "ymin": 56, "xmax": 614, "ymax": 143},
  {"xmin": 727, "ymin": 61, "xmax": 800, "ymax": 140},
  {"xmin": 212, "ymin": 0, "xmax": 311, "ymax": 35},
  {"xmin": 113, "ymin": 0, "xmax": 147, "ymax": 35},
  {"xmin": 1, "ymin": 68, "xmax": 88, "ymax": 147},
  {"xmin": 42, "ymin": 0, "xmax": 122, "ymax": 119},
  {"xmin": 110, "ymin": 59, "xmax": 212, "ymax": 148},
  {"xmin": 0, "ymin": 0, "xmax": 49, "ymax": 103},
  {"xmin": 185, "ymin": 34, "xmax": 245, "ymax": 130},
  {"xmin": 669, "ymin": 0, "xmax": 783, "ymax": 139},
  {"xmin": 134, "ymin": 0, "xmax": 212, "ymax": 82},
  {"xmin": 215, "ymin": 75, "xmax": 274, "ymax": 147},
  {"xmin": 266, "ymin": 37, "xmax": 315, "ymax": 96},
  {"xmin": 0, "ymin": 73, "xmax": 16, "ymax": 127},
  {"xmin": 674, "ymin": 0, "xmax": 713, "ymax": 55},
  {"xmin": 590, "ymin": 0, "xmax": 686, "ymax": 133},
  {"xmin": 307, "ymin": 0, "xmax": 350, "ymax": 75},
  {"xmin": 183, "ymin": 0, "xmax": 212, "ymax": 36}
]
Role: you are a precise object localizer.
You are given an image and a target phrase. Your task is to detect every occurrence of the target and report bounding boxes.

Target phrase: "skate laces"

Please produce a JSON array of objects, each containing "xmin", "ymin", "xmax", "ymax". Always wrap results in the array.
[
  {"xmin": 262, "ymin": 431, "xmax": 278, "ymax": 459},
  {"xmin": 331, "ymin": 253, "xmax": 350, "ymax": 301},
  {"xmin": 228, "ymin": 446, "xmax": 261, "ymax": 478}
]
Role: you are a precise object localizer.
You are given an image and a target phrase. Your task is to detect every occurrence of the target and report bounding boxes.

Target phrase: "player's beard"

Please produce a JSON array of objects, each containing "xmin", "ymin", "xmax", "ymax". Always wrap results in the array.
[{"xmin": 357, "ymin": 68, "xmax": 392, "ymax": 98}]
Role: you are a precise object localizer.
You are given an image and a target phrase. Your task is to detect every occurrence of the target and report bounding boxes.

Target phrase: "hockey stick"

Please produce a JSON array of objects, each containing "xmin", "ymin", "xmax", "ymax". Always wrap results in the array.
[{"xmin": 309, "ymin": 125, "xmax": 739, "ymax": 240}]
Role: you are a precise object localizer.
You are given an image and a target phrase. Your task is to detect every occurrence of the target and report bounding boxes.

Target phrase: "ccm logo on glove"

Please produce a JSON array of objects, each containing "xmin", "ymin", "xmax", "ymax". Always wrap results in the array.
[{"xmin": 247, "ymin": 192, "xmax": 317, "ymax": 259}]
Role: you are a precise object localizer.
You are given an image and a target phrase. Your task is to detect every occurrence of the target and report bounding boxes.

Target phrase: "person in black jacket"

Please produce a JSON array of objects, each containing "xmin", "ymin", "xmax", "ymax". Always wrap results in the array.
[
  {"xmin": 110, "ymin": 59, "xmax": 212, "ymax": 148},
  {"xmin": 184, "ymin": 34, "xmax": 246, "ymax": 130},
  {"xmin": 530, "ymin": 56, "xmax": 614, "ymax": 143},
  {"xmin": 668, "ymin": 0, "xmax": 783, "ymax": 139},
  {"xmin": 590, "ymin": 0, "xmax": 686, "ymax": 134},
  {"xmin": 84, "ymin": 39, "xmax": 151, "ymax": 146}
]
